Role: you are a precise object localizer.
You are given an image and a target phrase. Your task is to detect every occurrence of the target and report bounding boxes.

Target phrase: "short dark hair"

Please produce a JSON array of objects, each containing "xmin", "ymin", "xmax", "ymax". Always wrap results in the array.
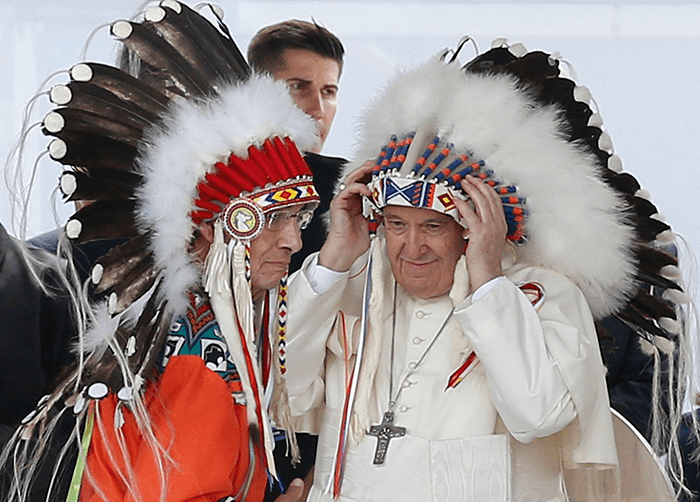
[{"xmin": 247, "ymin": 20, "xmax": 344, "ymax": 75}]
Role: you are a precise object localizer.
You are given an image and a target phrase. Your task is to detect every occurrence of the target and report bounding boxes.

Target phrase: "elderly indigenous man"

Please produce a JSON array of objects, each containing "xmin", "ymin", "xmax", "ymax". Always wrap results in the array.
[
  {"xmin": 0, "ymin": 3, "xmax": 322, "ymax": 502},
  {"xmin": 248, "ymin": 20, "xmax": 346, "ymax": 500},
  {"xmin": 283, "ymin": 41, "xmax": 689, "ymax": 502}
]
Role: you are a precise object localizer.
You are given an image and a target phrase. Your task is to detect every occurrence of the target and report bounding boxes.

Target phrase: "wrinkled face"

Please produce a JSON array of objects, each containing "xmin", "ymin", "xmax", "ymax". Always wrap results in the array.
[
  {"xmin": 272, "ymin": 48, "xmax": 340, "ymax": 153},
  {"xmin": 384, "ymin": 205, "xmax": 465, "ymax": 299},
  {"xmin": 249, "ymin": 203, "xmax": 313, "ymax": 299}
]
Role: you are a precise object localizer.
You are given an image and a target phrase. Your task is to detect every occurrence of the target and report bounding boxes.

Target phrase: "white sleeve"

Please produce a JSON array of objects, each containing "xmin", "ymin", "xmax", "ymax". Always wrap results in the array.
[
  {"xmin": 285, "ymin": 251, "xmax": 369, "ymax": 415},
  {"xmin": 454, "ymin": 274, "xmax": 577, "ymax": 443},
  {"xmin": 470, "ymin": 275, "xmax": 505, "ymax": 302},
  {"xmin": 305, "ymin": 255, "xmax": 347, "ymax": 295}
]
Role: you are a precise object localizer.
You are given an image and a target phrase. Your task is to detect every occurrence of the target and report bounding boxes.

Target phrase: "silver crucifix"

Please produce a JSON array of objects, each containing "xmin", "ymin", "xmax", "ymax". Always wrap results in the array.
[{"xmin": 367, "ymin": 411, "xmax": 406, "ymax": 464}]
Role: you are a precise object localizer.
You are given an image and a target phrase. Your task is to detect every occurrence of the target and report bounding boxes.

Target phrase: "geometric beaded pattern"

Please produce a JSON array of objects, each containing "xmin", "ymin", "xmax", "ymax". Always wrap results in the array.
[
  {"xmin": 159, "ymin": 290, "xmax": 240, "ymax": 383},
  {"xmin": 250, "ymin": 178, "xmax": 319, "ymax": 213},
  {"xmin": 368, "ymin": 132, "xmax": 527, "ymax": 243},
  {"xmin": 277, "ymin": 276, "xmax": 288, "ymax": 375}
]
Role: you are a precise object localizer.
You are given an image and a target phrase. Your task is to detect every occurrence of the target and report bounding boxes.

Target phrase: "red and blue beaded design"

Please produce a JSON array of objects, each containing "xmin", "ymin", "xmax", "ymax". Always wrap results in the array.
[{"xmin": 369, "ymin": 132, "xmax": 527, "ymax": 243}]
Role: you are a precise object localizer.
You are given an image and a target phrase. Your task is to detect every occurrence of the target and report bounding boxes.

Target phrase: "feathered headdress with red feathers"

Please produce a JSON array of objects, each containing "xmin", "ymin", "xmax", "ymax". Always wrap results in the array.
[{"xmin": 2, "ymin": 2, "xmax": 319, "ymax": 499}]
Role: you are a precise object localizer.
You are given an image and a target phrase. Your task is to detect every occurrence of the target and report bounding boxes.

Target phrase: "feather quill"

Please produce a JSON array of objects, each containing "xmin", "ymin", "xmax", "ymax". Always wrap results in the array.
[
  {"xmin": 53, "ymin": 81, "xmax": 157, "ymax": 129},
  {"xmin": 72, "ymin": 62, "xmax": 169, "ymax": 114},
  {"xmin": 60, "ymin": 168, "xmax": 142, "ymax": 202},
  {"xmin": 170, "ymin": 1, "xmax": 250, "ymax": 79},
  {"xmin": 67, "ymin": 200, "xmax": 137, "ymax": 243},
  {"xmin": 48, "ymin": 131, "xmax": 138, "ymax": 172},
  {"xmin": 111, "ymin": 20, "xmax": 208, "ymax": 96}
]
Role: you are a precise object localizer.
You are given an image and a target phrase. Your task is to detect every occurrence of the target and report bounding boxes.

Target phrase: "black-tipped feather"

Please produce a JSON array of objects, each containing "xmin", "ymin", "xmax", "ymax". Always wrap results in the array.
[
  {"xmin": 68, "ymin": 200, "xmax": 138, "ymax": 243},
  {"xmin": 135, "ymin": 306, "xmax": 172, "ymax": 380},
  {"xmin": 61, "ymin": 81, "xmax": 160, "ymax": 128},
  {"xmin": 605, "ymin": 172, "xmax": 642, "ymax": 195},
  {"xmin": 173, "ymin": 2, "xmax": 250, "ymax": 79},
  {"xmin": 146, "ymin": 7, "xmax": 229, "ymax": 86},
  {"xmin": 49, "ymin": 131, "xmax": 137, "ymax": 172},
  {"xmin": 635, "ymin": 217, "xmax": 671, "ymax": 243},
  {"xmin": 616, "ymin": 306, "xmax": 667, "ymax": 339},
  {"xmin": 117, "ymin": 20, "xmax": 208, "ymax": 96},
  {"xmin": 635, "ymin": 266, "xmax": 684, "ymax": 292},
  {"xmin": 44, "ymin": 108, "xmax": 143, "ymax": 148},
  {"xmin": 94, "ymin": 237, "xmax": 153, "ymax": 294},
  {"xmin": 93, "ymin": 234, "xmax": 149, "ymax": 288},
  {"xmin": 78, "ymin": 62, "xmax": 169, "ymax": 113},
  {"xmin": 108, "ymin": 263, "xmax": 158, "ymax": 315},
  {"xmin": 633, "ymin": 289, "xmax": 678, "ymax": 322},
  {"xmin": 127, "ymin": 279, "xmax": 169, "ymax": 378},
  {"xmin": 61, "ymin": 167, "xmax": 141, "ymax": 202},
  {"xmin": 638, "ymin": 245, "xmax": 678, "ymax": 270}
]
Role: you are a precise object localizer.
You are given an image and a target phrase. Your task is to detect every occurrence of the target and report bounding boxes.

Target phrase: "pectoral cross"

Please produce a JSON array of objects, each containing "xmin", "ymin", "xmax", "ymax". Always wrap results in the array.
[{"xmin": 367, "ymin": 411, "xmax": 406, "ymax": 465}]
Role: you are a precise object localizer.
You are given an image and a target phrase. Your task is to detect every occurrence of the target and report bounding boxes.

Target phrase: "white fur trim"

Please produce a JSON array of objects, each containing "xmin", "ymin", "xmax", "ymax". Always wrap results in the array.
[
  {"xmin": 661, "ymin": 265, "xmax": 681, "ymax": 280},
  {"xmin": 659, "ymin": 317, "xmax": 681, "ymax": 335},
  {"xmin": 607, "ymin": 155, "xmax": 623, "ymax": 173},
  {"xmin": 635, "ymin": 188, "xmax": 651, "ymax": 200},
  {"xmin": 656, "ymin": 230, "xmax": 676, "ymax": 245},
  {"xmin": 135, "ymin": 74, "xmax": 317, "ymax": 310},
  {"xmin": 653, "ymin": 335, "xmax": 676, "ymax": 355},
  {"xmin": 663, "ymin": 288, "xmax": 690, "ymax": 304}
]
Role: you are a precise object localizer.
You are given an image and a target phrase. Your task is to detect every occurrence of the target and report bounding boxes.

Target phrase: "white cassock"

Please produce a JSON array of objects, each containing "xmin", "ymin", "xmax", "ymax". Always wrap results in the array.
[{"xmin": 285, "ymin": 240, "xmax": 619, "ymax": 502}]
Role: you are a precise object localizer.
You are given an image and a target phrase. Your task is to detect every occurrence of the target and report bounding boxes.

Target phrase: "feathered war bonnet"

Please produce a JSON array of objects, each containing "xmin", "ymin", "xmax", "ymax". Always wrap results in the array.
[
  {"xmin": 353, "ymin": 38, "xmax": 687, "ymax": 343},
  {"xmin": 334, "ymin": 38, "xmax": 691, "ymax": 493},
  {"xmin": 5, "ymin": 0, "xmax": 318, "ymax": 496}
]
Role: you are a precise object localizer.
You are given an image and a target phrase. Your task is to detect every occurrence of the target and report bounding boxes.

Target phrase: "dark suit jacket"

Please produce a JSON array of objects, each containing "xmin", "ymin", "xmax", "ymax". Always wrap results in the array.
[
  {"xmin": 0, "ymin": 223, "xmax": 76, "ymax": 501},
  {"xmin": 289, "ymin": 152, "xmax": 346, "ymax": 273}
]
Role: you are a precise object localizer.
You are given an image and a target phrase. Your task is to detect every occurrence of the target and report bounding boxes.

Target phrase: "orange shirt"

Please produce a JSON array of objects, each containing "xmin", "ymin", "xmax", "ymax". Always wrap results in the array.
[{"xmin": 81, "ymin": 355, "xmax": 267, "ymax": 502}]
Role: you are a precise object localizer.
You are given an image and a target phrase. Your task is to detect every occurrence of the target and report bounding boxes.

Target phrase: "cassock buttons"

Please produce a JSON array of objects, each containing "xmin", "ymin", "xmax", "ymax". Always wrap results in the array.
[{"xmin": 416, "ymin": 311, "xmax": 425, "ymax": 319}]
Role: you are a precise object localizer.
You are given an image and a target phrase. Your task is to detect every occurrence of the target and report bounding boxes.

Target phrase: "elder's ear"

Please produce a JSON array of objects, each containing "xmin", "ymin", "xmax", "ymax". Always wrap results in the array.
[
  {"xmin": 198, "ymin": 222, "xmax": 215, "ymax": 245},
  {"xmin": 189, "ymin": 222, "xmax": 215, "ymax": 261}
]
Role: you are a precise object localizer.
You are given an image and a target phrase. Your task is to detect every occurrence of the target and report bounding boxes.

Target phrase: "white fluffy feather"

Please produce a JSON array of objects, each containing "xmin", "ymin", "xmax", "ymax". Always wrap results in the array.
[
  {"xmin": 348, "ymin": 57, "xmax": 638, "ymax": 319},
  {"xmin": 134, "ymin": 75, "xmax": 317, "ymax": 312}
]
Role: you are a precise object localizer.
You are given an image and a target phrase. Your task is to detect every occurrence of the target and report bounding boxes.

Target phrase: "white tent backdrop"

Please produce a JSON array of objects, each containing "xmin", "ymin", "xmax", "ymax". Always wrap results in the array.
[{"xmin": 2, "ymin": 1, "xmax": 699, "ymax": 301}]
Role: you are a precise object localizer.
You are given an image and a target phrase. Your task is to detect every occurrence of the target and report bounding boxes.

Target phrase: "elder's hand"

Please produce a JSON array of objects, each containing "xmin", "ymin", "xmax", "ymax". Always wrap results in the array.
[{"xmin": 273, "ymin": 478, "xmax": 304, "ymax": 502}]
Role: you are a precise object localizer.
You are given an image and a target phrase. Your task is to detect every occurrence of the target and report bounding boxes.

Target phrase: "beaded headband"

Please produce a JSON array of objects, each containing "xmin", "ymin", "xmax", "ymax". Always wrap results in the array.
[
  {"xmin": 192, "ymin": 136, "xmax": 319, "ymax": 241},
  {"xmin": 368, "ymin": 130, "xmax": 527, "ymax": 243}
]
